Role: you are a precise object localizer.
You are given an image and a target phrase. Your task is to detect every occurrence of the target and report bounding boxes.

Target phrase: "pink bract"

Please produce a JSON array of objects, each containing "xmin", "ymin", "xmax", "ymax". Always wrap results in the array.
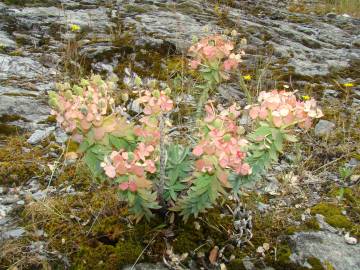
[
  {"xmin": 193, "ymin": 102, "xmax": 251, "ymax": 181},
  {"xmin": 51, "ymin": 76, "xmax": 115, "ymax": 139},
  {"xmin": 248, "ymin": 90, "xmax": 323, "ymax": 129},
  {"xmin": 192, "ymin": 145, "xmax": 204, "ymax": 156},
  {"xmin": 119, "ymin": 181, "xmax": 137, "ymax": 192},
  {"xmin": 188, "ymin": 35, "xmax": 244, "ymax": 79}
]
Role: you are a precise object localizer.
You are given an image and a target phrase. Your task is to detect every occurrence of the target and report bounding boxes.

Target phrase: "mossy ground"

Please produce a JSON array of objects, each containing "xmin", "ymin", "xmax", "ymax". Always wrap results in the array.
[
  {"xmin": 1, "ymin": 178, "xmax": 339, "ymax": 270},
  {"xmin": 311, "ymin": 185, "xmax": 360, "ymax": 238},
  {"xmin": 0, "ymin": 135, "xmax": 55, "ymax": 186}
]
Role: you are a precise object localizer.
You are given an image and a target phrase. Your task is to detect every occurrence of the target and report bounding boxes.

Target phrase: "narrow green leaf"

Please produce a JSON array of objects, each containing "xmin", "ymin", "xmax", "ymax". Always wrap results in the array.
[
  {"xmin": 273, "ymin": 130, "xmax": 284, "ymax": 153},
  {"xmin": 109, "ymin": 135, "xmax": 129, "ymax": 150}
]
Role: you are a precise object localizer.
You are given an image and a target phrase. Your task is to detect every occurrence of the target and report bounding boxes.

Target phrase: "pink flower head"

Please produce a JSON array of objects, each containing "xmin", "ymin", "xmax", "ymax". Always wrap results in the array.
[
  {"xmin": 195, "ymin": 159, "xmax": 213, "ymax": 173},
  {"xmin": 204, "ymin": 104, "xmax": 216, "ymax": 122},
  {"xmin": 119, "ymin": 181, "xmax": 137, "ymax": 192},
  {"xmin": 188, "ymin": 35, "xmax": 243, "ymax": 82},
  {"xmin": 136, "ymin": 90, "xmax": 174, "ymax": 115},
  {"xmin": 102, "ymin": 163, "xmax": 116, "ymax": 178},
  {"xmin": 237, "ymin": 163, "xmax": 252, "ymax": 175},
  {"xmin": 135, "ymin": 143, "xmax": 154, "ymax": 161},
  {"xmin": 193, "ymin": 102, "xmax": 250, "ymax": 180},
  {"xmin": 144, "ymin": 160, "xmax": 156, "ymax": 174},
  {"xmin": 203, "ymin": 46, "xmax": 217, "ymax": 59},
  {"xmin": 223, "ymin": 58, "xmax": 239, "ymax": 72},
  {"xmin": 249, "ymin": 106, "xmax": 260, "ymax": 119},
  {"xmin": 190, "ymin": 60, "xmax": 201, "ymax": 69},
  {"xmin": 159, "ymin": 93, "xmax": 174, "ymax": 112},
  {"xmin": 193, "ymin": 145, "xmax": 204, "ymax": 156},
  {"xmin": 49, "ymin": 75, "xmax": 114, "ymax": 139},
  {"xmin": 249, "ymin": 90, "xmax": 323, "ymax": 129}
]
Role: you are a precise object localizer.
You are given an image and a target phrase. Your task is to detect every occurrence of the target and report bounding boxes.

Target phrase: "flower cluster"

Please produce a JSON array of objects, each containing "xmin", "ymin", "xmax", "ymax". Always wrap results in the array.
[
  {"xmin": 193, "ymin": 103, "xmax": 252, "ymax": 182},
  {"xmin": 248, "ymin": 90, "xmax": 323, "ymax": 129},
  {"xmin": 136, "ymin": 89, "xmax": 173, "ymax": 115},
  {"xmin": 134, "ymin": 89, "xmax": 173, "ymax": 144},
  {"xmin": 49, "ymin": 75, "xmax": 116, "ymax": 140},
  {"xmin": 101, "ymin": 87, "xmax": 174, "ymax": 192},
  {"xmin": 101, "ymin": 143, "xmax": 156, "ymax": 192},
  {"xmin": 188, "ymin": 35, "xmax": 244, "ymax": 80}
]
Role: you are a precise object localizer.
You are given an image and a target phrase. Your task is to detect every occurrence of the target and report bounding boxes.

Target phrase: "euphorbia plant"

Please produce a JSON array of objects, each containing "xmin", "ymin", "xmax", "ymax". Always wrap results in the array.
[
  {"xmin": 176, "ymin": 102, "xmax": 252, "ymax": 220},
  {"xmin": 49, "ymin": 39, "xmax": 323, "ymax": 222},
  {"xmin": 230, "ymin": 90, "xmax": 323, "ymax": 191},
  {"xmin": 188, "ymin": 35, "xmax": 244, "ymax": 116},
  {"xmin": 49, "ymin": 75, "xmax": 170, "ymax": 221}
]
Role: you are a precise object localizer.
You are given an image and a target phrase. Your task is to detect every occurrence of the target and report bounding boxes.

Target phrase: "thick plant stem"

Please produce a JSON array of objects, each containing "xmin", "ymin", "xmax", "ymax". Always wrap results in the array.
[
  {"xmin": 158, "ymin": 113, "xmax": 166, "ymax": 207},
  {"xmin": 196, "ymin": 88, "xmax": 209, "ymax": 118},
  {"xmin": 196, "ymin": 81, "xmax": 214, "ymax": 118}
]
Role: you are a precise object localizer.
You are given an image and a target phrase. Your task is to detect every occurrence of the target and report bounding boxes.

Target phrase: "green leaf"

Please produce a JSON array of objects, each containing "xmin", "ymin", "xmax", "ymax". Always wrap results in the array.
[
  {"xmin": 127, "ymin": 189, "xmax": 161, "ymax": 222},
  {"xmin": 272, "ymin": 129, "xmax": 284, "ymax": 153},
  {"xmin": 114, "ymin": 175, "xmax": 129, "ymax": 183},
  {"xmin": 79, "ymin": 140, "xmax": 91, "ymax": 152},
  {"xmin": 164, "ymin": 145, "xmax": 191, "ymax": 202},
  {"xmin": 201, "ymin": 67, "xmax": 212, "ymax": 73},
  {"xmin": 248, "ymin": 126, "xmax": 272, "ymax": 141},
  {"xmin": 196, "ymin": 84, "xmax": 209, "ymax": 90},
  {"xmin": 175, "ymin": 174, "xmax": 226, "ymax": 221},
  {"xmin": 212, "ymin": 70, "xmax": 220, "ymax": 83},
  {"xmin": 269, "ymin": 145, "xmax": 278, "ymax": 161},
  {"xmin": 252, "ymin": 150, "xmax": 264, "ymax": 158},
  {"xmin": 169, "ymin": 189, "xmax": 177, "ymax": 201},
  {"xmin": 255, "ymin": 126, "xmax": 272, "ymax": 136},
  {"xmin": 338, "ymin": 187, "xmax": 344, "ymax": 201},
  {"xmin": 259, "ymin": 121, "xmax": 270, "ymax": 127},
  {"xmin": 209, "ymin": 61, "xmax": 219, "ymax": 70},
  {"xmin": 90, "ymin": 144, "xmax": 108, "ymax": 155},
  {"xmin": 202, "ymin": 71, "xmax": 214, "ymax": 82},
  {"xmin": 84, "ymin": 150, "xmax": 103, "ymax": 179},
  {"xmin": 109, "ymin": 134, "xmax": 129, "ymax": 150}
]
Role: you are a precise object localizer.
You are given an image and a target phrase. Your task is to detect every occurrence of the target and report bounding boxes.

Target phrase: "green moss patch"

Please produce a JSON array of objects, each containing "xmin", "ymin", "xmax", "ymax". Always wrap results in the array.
[
  {"xmin": 55, "ymin": 162, "xmax": 93, "ymax": 189},
  {"xmin": 73, "ymin": 241, "xmax": 143, "ymax": 270},
  {"xmin": 311, "ymin": 203, "xmax": 352, "ymax": 229},
  {"xmin": 0, "ymin": 136, "xmax": 53, "ymax": 185},
  {"xmin": 18, "ymin": 188, "xmax": 168, "ymax": 268}
]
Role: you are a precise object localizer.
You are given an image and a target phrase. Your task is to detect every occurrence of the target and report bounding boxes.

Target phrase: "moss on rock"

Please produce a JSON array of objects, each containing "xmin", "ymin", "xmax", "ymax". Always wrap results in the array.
[
  {"xmin": 328, "ymin": 186, "xmax": 360, "ymax": 238},
  {"xmin": 307, "ymin": 257, "xmax": 325, "ymax": 270},
  {"xmin": 311, "ymin": 203, "xmax": 352, "ymax": 229}
]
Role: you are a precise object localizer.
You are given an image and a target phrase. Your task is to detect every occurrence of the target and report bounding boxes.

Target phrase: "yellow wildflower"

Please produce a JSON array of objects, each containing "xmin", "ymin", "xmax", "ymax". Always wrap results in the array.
[
  {"xmin": 70, "ymin": 24, "xmax": 81, "ymax": 32},
  {"xmin": 343, "ymin": 83, "xmax": 354, "ymax": 87},
  {"xmin": 302, "ymin": 95, "xmax": 310, "ymax": 101},
  {"xmin": 243, "ymin": 75, "xmax": 252, "ymax": 81}
]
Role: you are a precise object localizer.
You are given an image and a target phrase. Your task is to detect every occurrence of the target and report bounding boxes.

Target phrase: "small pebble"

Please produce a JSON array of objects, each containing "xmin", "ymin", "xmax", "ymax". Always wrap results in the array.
[
  {"xmin": 344, "ymin": 233, "xmax": 357, "ymax": 245},
  {"xmin": 17, "ymin": 200, "xmax": 25, "ymax": 205}
]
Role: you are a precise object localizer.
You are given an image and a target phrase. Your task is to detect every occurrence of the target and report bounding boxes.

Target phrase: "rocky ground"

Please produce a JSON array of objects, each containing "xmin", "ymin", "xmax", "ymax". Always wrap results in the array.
[{"xmin": 0, "ymin": 0, "xmax": 360, "ymax": 269}]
